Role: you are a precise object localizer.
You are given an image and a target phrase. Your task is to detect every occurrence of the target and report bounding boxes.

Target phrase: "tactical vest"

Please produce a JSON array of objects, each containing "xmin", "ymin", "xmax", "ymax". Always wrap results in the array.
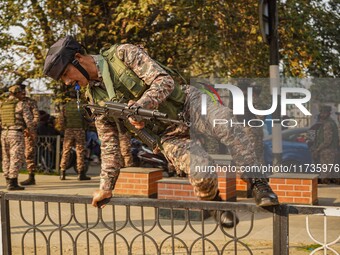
[
  {"xmin": 0, "ymin": 99, "xmax": 24, "ymax": 128},
  {"xmin": 316, "ymin": 118, "xmax": 339, "ymax": 149},
  {"xmin": 99, "ymin": 44, "xmax": 186, "ymax": 121},
  {"xmin": 64, "ymin": 101, "xmax": 84, "ymax": 128}
]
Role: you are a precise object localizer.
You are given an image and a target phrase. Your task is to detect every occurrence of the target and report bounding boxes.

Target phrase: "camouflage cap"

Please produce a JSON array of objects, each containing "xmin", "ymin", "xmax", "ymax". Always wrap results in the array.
[
  {"xmin": 43, "ymin": 36, "xmax": 82, "ymax": 80},
  {"xmin": 8, "ymin": 85, "xmax": 22, "ymax": 94},
  {"xmin": 319, "ymin": 105, "xmax": 332, "ymax": 113}
]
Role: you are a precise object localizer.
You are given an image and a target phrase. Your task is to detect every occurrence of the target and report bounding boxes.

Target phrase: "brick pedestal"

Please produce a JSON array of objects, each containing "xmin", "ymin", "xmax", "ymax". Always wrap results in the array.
[
  {"xmin": 269, "ymin": 173, "xmax": 318, "ymax": 205},
  {"xmin": 157, "ymin": 177, "xmax": 196, "ymax": 200},
  {"xmin": 114, "ymin": 167, "xmax": 163, "ymax": 197},
  {"xmin": 157, "ymin": 168, "xmax": 236, "ymax": 220},
  {"xmin": 158, "ymin": 172, "xmax": 236, "ymax": 202}
]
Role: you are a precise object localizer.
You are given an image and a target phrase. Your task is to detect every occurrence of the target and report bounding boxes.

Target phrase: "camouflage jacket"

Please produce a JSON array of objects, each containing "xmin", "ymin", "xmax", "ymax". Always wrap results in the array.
[{"xmin": 86, "ymin": 44, "xmax": 177, "ymax": 191}]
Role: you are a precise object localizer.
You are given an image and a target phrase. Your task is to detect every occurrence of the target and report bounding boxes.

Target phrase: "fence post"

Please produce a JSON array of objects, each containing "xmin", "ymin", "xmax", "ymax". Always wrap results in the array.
[
  {"xmin": 273, "ymin": 204, "xmax": 289, "ymax": 255},
  {"xmin": 55, "ymin": 135, "xmax": 61, "ymax": 174},
  {"xmin": 1, "ymin": 192, "xmax": 12, "ymax": 255}
]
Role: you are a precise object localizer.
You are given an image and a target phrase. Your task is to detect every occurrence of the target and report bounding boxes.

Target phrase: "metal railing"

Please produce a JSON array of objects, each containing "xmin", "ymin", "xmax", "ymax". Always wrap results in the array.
[
  {"xmin": 35, "ymin": 135, "xmax": 61, "ymax": 174},
  {"xmin": 1, "ymin": 192, "xmax": 339, "ymax": 255}
]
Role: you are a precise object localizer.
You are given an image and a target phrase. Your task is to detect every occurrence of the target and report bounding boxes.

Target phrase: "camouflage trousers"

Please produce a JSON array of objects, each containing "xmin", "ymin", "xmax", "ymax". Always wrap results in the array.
[
  {"xmin": 24, "ymin": 130, "xmax": 37, "ymax": 173},
  {"xmin": 250, "ymin": 126, "xmax": 264, "ymax": 164},
  {"xmin": 318, "ymin": 148, "xmax": 337, "ymax": 179},
  {"xmin": 118, "ymin": 131, "xmax": 133, "ymax": 167},
  {"xmin": 60, "ymin": 128, "xmax": 86, "ymax": 173},
  {"xmin": 1, "ymin": 130, "xmax": 25, "ymax": 179},
  {"xmin": 160, "ymin": 87, "xmax": 258, "ymax": 200}
]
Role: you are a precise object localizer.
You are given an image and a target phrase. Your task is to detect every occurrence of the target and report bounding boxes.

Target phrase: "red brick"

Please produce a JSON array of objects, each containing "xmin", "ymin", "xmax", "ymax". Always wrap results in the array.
[
  {"xmin": 158, "ymin": 189, "xmax": 174, "ymax": 195},
  {"xmin": 270, "ymin": 184, "xmax": 278, "ymax": 190},
  {"xmin": 129, "ymin": 179, "xmax": 141, "ymax": 184},
  {"xmin": 134, "ymin": 173, "xmax": 148, "ymax": 179},
  {"xmin": 158, "ymin": 183, "xmax": 166, "ymax": 187},
  {"xmin": 174, "ymin": 191, "xmax": 192, "ymax": 197},
  {"xmin": 278, "ymin": 185, "xmax": 294, "ymax": 191},
  {"xmin": 286, "ymin": 191, "xmax": 302, "ymax": 197},
  {"xmin": 280, "ymin": 197, "xmax": 294, "ymax": 203},
  {"xmin": 182, "ymin": 185, "xmax": 194, "ymax": 191},
  {"xmin": 286, "ymin": 179, "xmax": 302, "ymax": 185},
  {"xmin": 301, "ymin": 192, "xmax": 311, "ymax": 197},
  {"xmin": 270, "ymin": 178, "xmax": 286, "ymax": 184},
  {"xmin": 302, "ymin": 180, "xmax": 312, "ymax": 185},
  {"xmin": 275, "ymin": 191, "xmax": 286, "ymax": 196},
  {"xmin": 166, "ymin": 184, "xmax": 182, "ymax": 189},
  {"xmin": 122, "ymin": 173, "xmax": 135, "ymax": 178},
  {"xmin": 294, "ymin": 185, "xmax": 310, "ymax": 191},
  {"xmin": 218, "ymin": 183, "xmax": 226, "ymax": 188},
  {"xmin": 121, "ymin": 184, "xmax": 134, "ymax": 189}
]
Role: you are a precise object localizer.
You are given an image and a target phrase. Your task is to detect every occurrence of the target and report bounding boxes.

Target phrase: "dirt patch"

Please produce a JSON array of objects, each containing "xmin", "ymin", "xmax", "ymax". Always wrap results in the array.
[{"xmin": 12, "ymin": 240, "xmax": 339, "ymax": 254}]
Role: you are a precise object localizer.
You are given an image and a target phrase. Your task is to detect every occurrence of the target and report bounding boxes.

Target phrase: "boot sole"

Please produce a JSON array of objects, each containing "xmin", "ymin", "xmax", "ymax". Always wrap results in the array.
[{"xmin": 257, "ymin": 198, "xmax": 280, "ymax": 207}]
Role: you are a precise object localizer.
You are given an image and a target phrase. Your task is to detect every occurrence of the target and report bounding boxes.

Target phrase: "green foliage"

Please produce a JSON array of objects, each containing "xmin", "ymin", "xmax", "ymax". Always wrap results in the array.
[{"xmin": 0, "ymin": 0, "xmax": 338, "ymax": 100}]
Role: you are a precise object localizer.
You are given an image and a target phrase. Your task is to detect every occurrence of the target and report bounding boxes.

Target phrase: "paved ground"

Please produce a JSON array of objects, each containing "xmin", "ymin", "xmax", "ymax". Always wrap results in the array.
[{"xmin": 0, "ymin": 165, "xmax": 339, "ymax": 254}]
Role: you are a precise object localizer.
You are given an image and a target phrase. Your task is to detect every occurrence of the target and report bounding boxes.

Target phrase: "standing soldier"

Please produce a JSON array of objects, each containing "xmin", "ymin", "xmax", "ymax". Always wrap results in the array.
[
  {"xmin": 0, "ymin": 85, "xmax": 34, "ymax": 190},
  {"xmin": 312, "ymin": 105, "xmax": 339, "ymax": 184},
  {"xmin": 20, "ymin": 84, "xmax": 40, "ymax": 186},
  {"xmin": 59, "ymin": 91, "xmax": 91, "ymax": 180}
]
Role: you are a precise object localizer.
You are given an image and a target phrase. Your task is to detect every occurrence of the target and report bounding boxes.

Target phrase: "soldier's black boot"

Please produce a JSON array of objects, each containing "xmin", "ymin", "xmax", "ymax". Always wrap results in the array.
[
  {"xmin": 78, "ymin": 171, "xmax": 91, "ymax": 181},
  {"xmin": 60, "ymin": 171, "xmax": 66, "ymax": 180},
  {"xmin": 7, "ymin": 178, "xmax": 25, "ymax": 191},
  {"xmin": 211, "ymin": 192, "xmax": 239, "ymax": 229},
  {"xmin": 20, "ymin": 173, "xmax": 36, "ymax": 185},
  {"xmin": 250, "ymin": 178, "xmax": 279, "ymax": 206}
]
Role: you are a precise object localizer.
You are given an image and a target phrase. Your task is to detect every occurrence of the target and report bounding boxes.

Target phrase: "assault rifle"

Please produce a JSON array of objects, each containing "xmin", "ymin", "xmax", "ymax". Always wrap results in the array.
[{"xmin": 83, "ymin": 102, "xmax": 190, "ymax": 149}]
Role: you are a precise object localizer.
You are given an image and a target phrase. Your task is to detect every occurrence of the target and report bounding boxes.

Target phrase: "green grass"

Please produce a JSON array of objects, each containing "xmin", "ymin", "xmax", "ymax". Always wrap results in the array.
[{"xmin": 297, "ymin": 244, "xmax": 322, "ymax": 252}]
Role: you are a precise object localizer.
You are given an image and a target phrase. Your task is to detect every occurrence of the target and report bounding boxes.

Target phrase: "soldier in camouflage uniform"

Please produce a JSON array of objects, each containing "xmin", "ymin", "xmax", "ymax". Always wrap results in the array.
[
  {"xmin": 312, "ymin": 106, "xmax": 339, "ymax": 184},
  {"xmin": 19, "ymin": 84, "xmax": 40, "ymax": 185},
  {"xmin": 44, "ymin": 36, "xmax": 279, "ymax": 229},
  {"xmin": 0, "ymin": 85, "xmax": 34, "ymax": 190},
  {"xmin": 58, "ymin": 92, "xmax": 91, "ymax": 181}
]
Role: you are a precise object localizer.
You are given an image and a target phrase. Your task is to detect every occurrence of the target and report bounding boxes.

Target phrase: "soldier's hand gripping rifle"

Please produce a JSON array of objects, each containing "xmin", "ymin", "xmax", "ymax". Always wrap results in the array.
[{"xmin": 83, "ymin": 102, "xmax": 190, "ymax": 150}]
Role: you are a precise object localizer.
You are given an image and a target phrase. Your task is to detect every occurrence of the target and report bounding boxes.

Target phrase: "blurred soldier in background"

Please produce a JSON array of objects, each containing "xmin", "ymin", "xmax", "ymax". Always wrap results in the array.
[
  {"xmin": 312, "ymin": 105, "xmax": 339, "ymax": 184},
  {"xmin": 58, "ymin": 90, "xmax": 91, "ymax": 180},
  {"xmin": 0, "ymin": 85, "xmax": 34, "ymax": 190},
  {"xmin": 19, "ymin": 84, "xmax": 40, "ymax": 186}
]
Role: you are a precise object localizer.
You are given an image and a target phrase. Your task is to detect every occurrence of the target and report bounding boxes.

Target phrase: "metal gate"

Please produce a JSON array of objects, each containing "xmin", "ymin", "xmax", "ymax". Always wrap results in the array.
[{"xmin": 1, "ymin": 192, "xmax": 339, "ymax": 255}]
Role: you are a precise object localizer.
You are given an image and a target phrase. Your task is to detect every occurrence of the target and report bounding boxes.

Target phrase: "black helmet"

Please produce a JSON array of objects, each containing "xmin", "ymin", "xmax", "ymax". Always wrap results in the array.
[{"xmin": 43, "ymin": 36, "xmax": 88, "ymax": 81}]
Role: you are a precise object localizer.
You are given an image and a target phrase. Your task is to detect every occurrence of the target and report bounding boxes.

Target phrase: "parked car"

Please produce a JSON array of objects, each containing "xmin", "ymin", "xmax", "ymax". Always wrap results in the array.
[{"xmin": 263, "ymin": 127, "xmax": 313, "ymax": 167}]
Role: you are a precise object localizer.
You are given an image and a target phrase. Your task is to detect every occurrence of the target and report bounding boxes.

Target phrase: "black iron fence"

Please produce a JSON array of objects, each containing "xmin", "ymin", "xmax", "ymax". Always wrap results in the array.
[
  {"xmin": 35, "ymin": 135, "xmax": 61, "ymax": 174},
  {"xmin": 0, "ymin": 192, "xmax": 339, "ymax": 255}
]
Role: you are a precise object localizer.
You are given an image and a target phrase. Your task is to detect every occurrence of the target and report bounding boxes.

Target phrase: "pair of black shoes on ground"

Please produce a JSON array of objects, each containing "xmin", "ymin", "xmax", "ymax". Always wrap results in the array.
[{"xmin": 213, "ymin": 178, "xmax": 279, "ymax": 229}]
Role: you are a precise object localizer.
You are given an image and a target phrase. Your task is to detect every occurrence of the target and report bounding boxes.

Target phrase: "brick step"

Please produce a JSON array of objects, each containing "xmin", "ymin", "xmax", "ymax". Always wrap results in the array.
[
  {"xmin": 114, "ymin": 167, "xmax": 163, "ymax": 197},
  {"xmin": 269, "ymin": 173, "xmax": 318, "ymax": 205}
]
